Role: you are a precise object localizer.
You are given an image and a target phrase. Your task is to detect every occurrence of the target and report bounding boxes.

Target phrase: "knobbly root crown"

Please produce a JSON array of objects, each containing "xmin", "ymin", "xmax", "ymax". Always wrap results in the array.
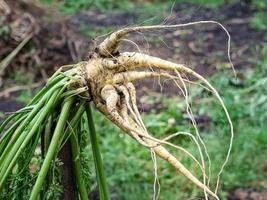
[{"xmin": 79, "ymin": 23, "xmax": 234, "ymax": 200}]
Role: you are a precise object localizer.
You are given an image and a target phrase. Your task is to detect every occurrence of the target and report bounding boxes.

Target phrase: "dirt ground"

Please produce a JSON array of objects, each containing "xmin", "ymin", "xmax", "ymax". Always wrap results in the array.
[{"xmin": 0, "ymin": 1, "xmax": 266, "ymax": 199}]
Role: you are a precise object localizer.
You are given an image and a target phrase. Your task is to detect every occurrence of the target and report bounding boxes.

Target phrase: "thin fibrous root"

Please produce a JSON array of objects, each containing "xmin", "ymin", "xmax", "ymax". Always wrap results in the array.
[
  {"xmin": 113, "ymin": 83, "xmax": 147, "ymax": 135},
  {"xmin": 122, "ymin": 82, "xmax": 210, "ymax": 198},
  {"xmin": 114, "ymin": 84, "xmax": 145, "ymax": 131},
  {"xmin": 99, "ymin": 85, "xmax": 218, "ymax": 199},
  {"xmin": 97, "ymin": 99, "xmax": 218, "ymax": 199},
  {"xmin": 115, "ymin": 82, "xmax": 207, "ymax": 175},
  {"xmin": 174, "ymin": 69, "xmax": 210, "ymax": 196},
  {"xmin": 96, "ymin": 22, "xmax": 233, "ymax": 75},
  {"xmin": 125, "ymin": 116, "xmax": 219, "ymax": 200},
  {"xmin": 100, "ymin": 52, "xmax": 233, "ymax": 198},
  {"xmin": 107, "ymin": 71, "xmax": 211, "ymax": 92},
  {"xmin": 102, "ymin": 52, "xmax": 233, "ymax": 173}
]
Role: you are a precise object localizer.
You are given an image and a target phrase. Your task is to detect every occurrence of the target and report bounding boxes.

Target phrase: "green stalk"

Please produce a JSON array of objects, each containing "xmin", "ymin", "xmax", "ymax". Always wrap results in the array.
[
  {"xmin": 0, "ymin": 115, "xmax": 26, "ymax": 154},
  {"xmin": 69, "ymin": 102, "xmax": 88, "ymax": 200},
  {"xmin": 86, "ymin": 105, "xmax": 110, "ymax": 200},
  {"xmin": 44, "ymin": 116, "xmax": 52, "ymax": 155},
  {"xmin": 70, "ymin": 134, "xmax": 88, "ymax": 200},
  {"xmin": 0, "ymin": 113, "xmax": 17, "ymax": 134},
  {"xmin": 43, "ymin": 115, "xmax": 52, "ymax": 196},
  {"xmin": 29, "ymin": 75, "xmax": 66, "ymax": 105},
  {"xmin": 0, "ymin": 83, "xmax": 64, "ymax": 166},
  {"xmin": 0, "ymin": 106, "xmax": 33, "ymax": 135},
  {"xmin": 0, "ymin": 103, "xmax": 44, "ymax": 164},
  {"xmin": 0, "ymin": 91, "xmax": 61, "ymax": 189},
  {"xmin": 29, "ymin": 97, "xmax": 74, "ymax": 200}
]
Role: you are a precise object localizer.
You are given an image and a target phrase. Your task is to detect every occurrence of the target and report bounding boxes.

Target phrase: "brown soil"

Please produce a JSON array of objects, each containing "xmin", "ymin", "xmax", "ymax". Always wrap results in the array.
[{"xmin": 229, "ymin": 188, "xmax": 267, "ymax": 200}]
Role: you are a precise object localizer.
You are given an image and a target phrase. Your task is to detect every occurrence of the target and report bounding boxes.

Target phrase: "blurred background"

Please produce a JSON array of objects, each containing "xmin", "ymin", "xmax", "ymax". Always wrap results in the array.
[{"xmin": 0, "ymin": 0, "xmax": 267, "ymax": 199}]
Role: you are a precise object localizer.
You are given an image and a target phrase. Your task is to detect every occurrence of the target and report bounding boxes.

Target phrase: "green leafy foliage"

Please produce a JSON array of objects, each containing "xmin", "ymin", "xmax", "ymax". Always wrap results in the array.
[{"xmin": 250, "ymin": 12, "xmax": 267, "ymax": 31}]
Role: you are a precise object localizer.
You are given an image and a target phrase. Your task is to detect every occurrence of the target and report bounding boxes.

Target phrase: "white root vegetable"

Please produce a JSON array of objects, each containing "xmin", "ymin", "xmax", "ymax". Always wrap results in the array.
[{"xmin": 81, "ymin": 22, "xmax": 234, "ymax": 200}]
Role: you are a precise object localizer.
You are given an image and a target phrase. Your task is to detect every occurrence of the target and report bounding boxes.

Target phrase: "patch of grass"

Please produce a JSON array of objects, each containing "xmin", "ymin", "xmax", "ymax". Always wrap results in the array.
[
  {"xmin": 0, "ymin": 22, "xmax": 10, "ymax": 39},
  {"xmin": 250, "ymin": 12, "xmax": 267, "ymax": 32},
  {"xmin": 8, "ymin": 70, "xmax": 35, "ymax": 104},
  {"xmin": 40, "ymin": 0, "xmax": 170, "ymax": 25},
  {"xmin": 41, "ymin": 0, "xmax": 242, "ymax": 14},
  {"xmin": 15, "ymin": 90, "xmax": 33, "ymax": 104},
  {"xmin": 175, "ymin": 0, "xmax": 234, "ymax": 8},
  {"xmin": 251, "ymin": 0, "xmax": 267, "ymax": 10},
  {"xmin": 0, "ymin": 112, "xmax": 4, "ymax": 119},
  {"xmin": 41, "ymin": 0, "xmax": 135, "ymax": 14},
  {"xmin": 79, "ymin": 24, "xmax": 114, "ymax": 39},
  {"xmin": 249, "ymin": 0, "xmax": 267, "ymax": 32}
]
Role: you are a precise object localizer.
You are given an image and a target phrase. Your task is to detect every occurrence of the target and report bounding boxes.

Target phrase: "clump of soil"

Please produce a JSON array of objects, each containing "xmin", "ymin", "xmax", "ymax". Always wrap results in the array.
[{"xmin": 229, "ymin": 188, "xmax": 267, "ymax": 200}]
